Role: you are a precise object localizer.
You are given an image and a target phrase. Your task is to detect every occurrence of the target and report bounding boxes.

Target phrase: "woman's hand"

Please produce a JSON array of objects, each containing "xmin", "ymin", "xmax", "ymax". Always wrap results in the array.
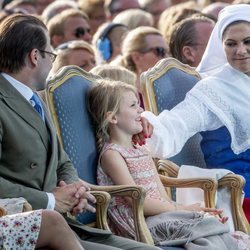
[{"xmin": 132, "ymin": 117, "xmax": 153, "ymax": 145}]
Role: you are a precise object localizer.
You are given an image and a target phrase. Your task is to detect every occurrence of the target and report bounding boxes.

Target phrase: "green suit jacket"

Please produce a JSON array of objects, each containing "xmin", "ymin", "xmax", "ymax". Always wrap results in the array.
[{"xmin": 0, "ymin": 74, "xmax": 80, "ymax": 208}]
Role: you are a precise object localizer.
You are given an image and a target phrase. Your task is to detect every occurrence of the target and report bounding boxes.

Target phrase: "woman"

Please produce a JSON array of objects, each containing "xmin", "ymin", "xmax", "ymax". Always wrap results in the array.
[
  {"xmin": 141, "ymin": 4, "xmax": 250, "ymax": 220},
  {"xmin": 112, "ymin": 26, "xmax": 169, "ymax": 107}
]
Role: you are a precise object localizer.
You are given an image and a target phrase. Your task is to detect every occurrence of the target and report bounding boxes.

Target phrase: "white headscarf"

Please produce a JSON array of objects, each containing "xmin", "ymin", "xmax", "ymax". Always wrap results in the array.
[
  {"xmin": 197, "ymin": 4, "xmax": 250, "ymax": 77},
  {"xmin": 189, "ymin": 4, "xmax": 250, "ymax": 154}
]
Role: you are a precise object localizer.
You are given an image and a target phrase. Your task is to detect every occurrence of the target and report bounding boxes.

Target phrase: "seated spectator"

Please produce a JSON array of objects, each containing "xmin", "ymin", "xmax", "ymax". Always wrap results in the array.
[
  {"xmin": 50, "ymin": 40, "xmax": 96, "ymax": 76},
  {"xmin": 104, "ymin": 0, "xmax": 140, "ymax": 20},
  {"xmin": 93, "ymin": 22, "xmax": 128, "ymax": 64},
  {"xmin": 202, "ymin": 2, "xmax": 229, "ymax": 19},
  {"xmin": 158, "ymin": 1, "xmax": 200, "ymax": 43},
  {"xmin": 78, "ymin": 0, "xmax": 107, "ymax": 36},
  {"xmin": 169, "ymin": 14, "xmax": 215, "ymax": 67},
  {"xmin": 142, "ymin": 4, "xmax": 250, "ymax": 223},
  {"xmin": 139, "ymin": 0, "xmax": 171, "ymax": 27},
  {"xmin": 0, "ymin": 209, "xmax": 83, "ymax": 249},
  {"xmin": 47, "ymin": 8, "xmax": 91, "ymax": 49},
  {"xmin": 90, "ymin": 64, "xmax": 136, "ymax": 85},
  {"xmin": 112, "ymin": 26, "xmax": 169, "ymax": 107},
  {"xmin": 113, "ymin": 8, "xmax": 153, "ymax": 30},
  {"xmin": 41, "ymin": 0, "xmax": 78, "ymax": 24}
]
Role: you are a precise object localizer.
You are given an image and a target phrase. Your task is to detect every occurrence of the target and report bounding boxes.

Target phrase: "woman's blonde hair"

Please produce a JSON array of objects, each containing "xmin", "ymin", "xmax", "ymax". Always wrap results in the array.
[
  {"xmin": 112, "ymin": 9, "xmax": 153, "ymax": 30},
  {"xmin": 114, "ymin": 26, "xmax": 162, "ymax": 72},
  {"xmin": 88, "ymin": 79, "xmax": 137, "ymax": 151},
  {"xmin": 51, "ymin": 40, "xmax": 94, "ymax": 75},
  {"xmin": 90, "ymin": 65, "xmax": 136, "ymax": 85}
]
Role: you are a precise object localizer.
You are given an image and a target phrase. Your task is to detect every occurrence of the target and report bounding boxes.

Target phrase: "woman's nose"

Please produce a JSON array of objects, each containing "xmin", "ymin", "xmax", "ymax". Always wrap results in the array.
[{"xmin": 236, "ymin": 43, "xmax": 248, "ymax": 55}]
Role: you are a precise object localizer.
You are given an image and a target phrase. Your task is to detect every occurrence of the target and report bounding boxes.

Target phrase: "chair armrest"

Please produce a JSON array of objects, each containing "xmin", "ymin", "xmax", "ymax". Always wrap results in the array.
[
  {"xmin": 23, "ymin": 201, "xmax": 32, "ymax": 212},
  {"xmin": 158, "ymin": 159, "xmax": 180, "ymax": 177},
  {"xmin": 159, "ymin": 175, "xmax": 217, "ymax": 208},
  {"xmin": 91, "ymin": 185, "xmax": 154, "ymax": 245},
  {"xmin": 218, "ymin": 174, "xmax": 250, "ymax": 234},
  {"xmin": 90, "ymin": 191, "xmax": 111, "ymax": 231}
]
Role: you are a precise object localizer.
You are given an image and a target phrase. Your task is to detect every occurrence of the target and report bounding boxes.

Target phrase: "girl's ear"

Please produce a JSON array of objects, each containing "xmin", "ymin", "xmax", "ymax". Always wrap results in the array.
[{"xmin": 105, "ymin": 111, "xmax": 117, "ymax": 124}]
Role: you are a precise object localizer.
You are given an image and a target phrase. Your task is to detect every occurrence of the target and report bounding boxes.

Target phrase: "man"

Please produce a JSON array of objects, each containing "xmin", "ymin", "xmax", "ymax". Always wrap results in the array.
[
  {"xmin": 169, "ymin": 15, "xmax": 215, "ymax": 67},
  {"xmin": 47, "ymin": 8, "xmax": 92, "ymax": 48},
  {"xmin": 0, "ymin": 13, "xmax": 160, "ymax": 250}
]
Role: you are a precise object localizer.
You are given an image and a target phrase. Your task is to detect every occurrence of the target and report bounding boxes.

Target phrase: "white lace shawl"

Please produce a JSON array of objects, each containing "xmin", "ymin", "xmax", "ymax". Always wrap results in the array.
[{"xmin": 189, "ymin": 64, "xmax": 250, "ymax": 154}]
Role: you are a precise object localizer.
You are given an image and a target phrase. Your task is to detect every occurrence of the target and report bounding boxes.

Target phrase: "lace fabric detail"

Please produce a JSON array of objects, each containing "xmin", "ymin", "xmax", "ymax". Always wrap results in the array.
[{"xmin": 189, "ymin": 64, "xmax": 250, "ymax": 154}]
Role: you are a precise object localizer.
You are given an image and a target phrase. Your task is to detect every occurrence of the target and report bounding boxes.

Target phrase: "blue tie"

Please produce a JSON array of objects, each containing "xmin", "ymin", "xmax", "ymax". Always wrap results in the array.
[{"xmin": 30, "ymin": 93, "xmax": 45, "ymax": 121}]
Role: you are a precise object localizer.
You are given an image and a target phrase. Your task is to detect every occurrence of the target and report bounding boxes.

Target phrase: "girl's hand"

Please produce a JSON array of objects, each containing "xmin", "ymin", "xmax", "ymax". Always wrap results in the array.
[
  {"xmin": 132, "ymin": 117, "xmax": 153, "ymax": 145},
  {"xmin": 184, "ymin": 203, "xmax": 228, "ymax": 224}
]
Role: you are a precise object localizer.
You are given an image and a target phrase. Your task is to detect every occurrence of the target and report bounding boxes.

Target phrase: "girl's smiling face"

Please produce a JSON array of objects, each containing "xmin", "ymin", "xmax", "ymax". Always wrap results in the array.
[{"xmin": 114, "ymin": 90, "xmax": 144, "ymax": 136}]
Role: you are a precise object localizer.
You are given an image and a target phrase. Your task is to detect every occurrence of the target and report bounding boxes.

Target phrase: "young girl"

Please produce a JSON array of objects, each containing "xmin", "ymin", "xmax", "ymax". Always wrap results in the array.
[{"xmin": 88, "ymin": 79, "xmax": 250, "ymax": 249}]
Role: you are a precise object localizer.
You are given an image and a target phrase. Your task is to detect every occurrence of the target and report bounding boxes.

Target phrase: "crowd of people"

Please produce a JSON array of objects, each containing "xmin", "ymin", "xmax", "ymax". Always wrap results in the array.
[{"xmin": 0, "ymin": 0, "xmax": 249, "ymax": 249}]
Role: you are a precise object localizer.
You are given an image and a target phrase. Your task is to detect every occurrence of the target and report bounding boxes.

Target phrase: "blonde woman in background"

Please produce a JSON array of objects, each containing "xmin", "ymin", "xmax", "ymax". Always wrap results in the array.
[
  {"xmin": 90, "ymin": 64, "xmax": 136, "ymax": 85},
  {"xmin": 112, "ymin": 8, "xmax": 154, "ymax": 30},
  {"xmin": 112, "ymin": 26, "xmax": 169, "ymax": 107},
  {"xmin": 50, "ymin": 40, "xmax": 96, "ymax": 77}
]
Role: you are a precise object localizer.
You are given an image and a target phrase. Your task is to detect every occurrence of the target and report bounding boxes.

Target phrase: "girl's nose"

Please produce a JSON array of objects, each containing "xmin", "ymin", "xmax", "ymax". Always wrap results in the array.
[{"xmin": 138, "ymin": 106, "xmax": 144, "ymax": 113}]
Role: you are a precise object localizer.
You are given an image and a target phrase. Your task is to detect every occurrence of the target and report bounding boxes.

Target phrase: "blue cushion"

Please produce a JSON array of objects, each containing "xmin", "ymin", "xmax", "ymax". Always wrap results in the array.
[
  {"xmin": 153, "ymin": 67, "xmax": 206, "ymax": 168},
  {"xmin": 52, "ymin": 75, "xmax": 98, "ymax": 224}
]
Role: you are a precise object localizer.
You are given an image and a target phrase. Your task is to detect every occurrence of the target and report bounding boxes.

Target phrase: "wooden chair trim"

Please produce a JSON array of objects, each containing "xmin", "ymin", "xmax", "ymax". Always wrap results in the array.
[
  {"xmin": 91, "ymin": 191, "xmax": 111, "ymax": 230},
  {"xmin": 219, "ymin": 175, "xmax": 250, "ymax": 234},
  {"xmin": 91, "ymin": 185, "xmax": 154, "ymax": 244},
  {"xmin": 140, "ymin": 57, "xmax": 201, "ymax": 114}
]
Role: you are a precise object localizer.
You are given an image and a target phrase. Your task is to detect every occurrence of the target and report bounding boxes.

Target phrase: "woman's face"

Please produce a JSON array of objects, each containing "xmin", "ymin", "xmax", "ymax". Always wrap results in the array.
[{"xmin": 223, "ymin": 22, "xmax": 250, "ymax": 76}]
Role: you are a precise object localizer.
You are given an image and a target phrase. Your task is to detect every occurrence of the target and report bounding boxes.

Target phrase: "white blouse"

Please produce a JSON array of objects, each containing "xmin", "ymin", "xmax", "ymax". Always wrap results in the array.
[{"xmin": 142, "ymin": 94, "xmax": 223, "ymax": 159}]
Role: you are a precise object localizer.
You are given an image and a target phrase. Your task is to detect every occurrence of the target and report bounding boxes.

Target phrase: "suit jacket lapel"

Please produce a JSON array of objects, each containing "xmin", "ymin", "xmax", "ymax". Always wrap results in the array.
[{"xmin": 0, "ymin": 75, "xmax": 49, "ymax": 151}]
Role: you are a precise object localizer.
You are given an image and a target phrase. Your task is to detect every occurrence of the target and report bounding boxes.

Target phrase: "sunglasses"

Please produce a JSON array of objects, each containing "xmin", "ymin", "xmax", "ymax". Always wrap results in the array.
[
  {"xmin": 74, "ymin": 27, "xmax": 90, "ymax": 38},
  {"xmin": 141, "ymin": 47, "xmax": 167, "ymax": 58}
]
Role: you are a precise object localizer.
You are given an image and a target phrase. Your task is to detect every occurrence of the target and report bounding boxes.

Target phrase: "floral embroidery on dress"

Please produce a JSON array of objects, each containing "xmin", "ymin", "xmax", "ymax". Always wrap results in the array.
[{"xmin": 0, "ymin": 209, "xmax": 42, "ymax": 250}]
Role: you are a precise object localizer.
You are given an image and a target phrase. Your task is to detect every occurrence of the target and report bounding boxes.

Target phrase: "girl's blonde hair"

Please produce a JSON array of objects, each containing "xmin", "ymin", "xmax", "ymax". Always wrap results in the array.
[
  {"xmin": 90, "ymin": 65, "xmax": 136, "ymax": 85},
  {"xmin": 114, "ymin": 26, "xmax": 162, "ymax": 72},
  {"xmin": 88, "ymin": 79, "xmax": 137, "ymax": 151}
]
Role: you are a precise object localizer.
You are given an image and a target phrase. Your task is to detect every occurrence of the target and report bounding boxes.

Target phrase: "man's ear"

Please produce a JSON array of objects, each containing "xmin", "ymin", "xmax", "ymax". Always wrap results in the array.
[
  {"xmin": 29, "ymin": 48, "xmax": 39, "ymax": 66},
  {"xmin": 105, "ymin": 111, "xmax": 117, "ymax": 124},
  {"xmin": 182, "ymin": 45, "xmax": 195, "ymax": 64}
]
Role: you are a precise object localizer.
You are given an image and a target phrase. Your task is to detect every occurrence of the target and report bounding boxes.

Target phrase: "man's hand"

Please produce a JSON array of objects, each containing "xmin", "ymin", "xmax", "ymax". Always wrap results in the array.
[
  {"xmin": 53, "ymin": 181, "xmax": 81, "ymax": 213},
  {"xmin": 71, "ymin": 180, "xmax": 96, "ymax": 215},
  {"xmin": 132, "ymin": 117, "xmax": 153, "ymax": 145}
]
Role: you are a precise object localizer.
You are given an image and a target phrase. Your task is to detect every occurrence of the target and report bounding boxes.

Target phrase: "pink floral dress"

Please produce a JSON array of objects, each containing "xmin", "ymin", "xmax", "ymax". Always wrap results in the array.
[
  {"xmin": 97, "ymin": 143, "xmax": 250, "ymax": 249},
  {"xmin": 0, "ymin": 209, "xmax": 42, "ymax": 250},
  {"xmin": 97, "ymin": 143, "xmax": 165, "ymax": 238}
]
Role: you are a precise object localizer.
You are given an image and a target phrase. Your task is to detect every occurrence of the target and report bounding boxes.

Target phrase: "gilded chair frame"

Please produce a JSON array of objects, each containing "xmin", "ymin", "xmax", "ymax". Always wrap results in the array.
[
  {"xmin": 141, "ymin": 57, "xmax": 200, "ymax": 115},
  {"xmin": 46, "ymin": 66, "xmax": 153, "ymax": 245}
]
